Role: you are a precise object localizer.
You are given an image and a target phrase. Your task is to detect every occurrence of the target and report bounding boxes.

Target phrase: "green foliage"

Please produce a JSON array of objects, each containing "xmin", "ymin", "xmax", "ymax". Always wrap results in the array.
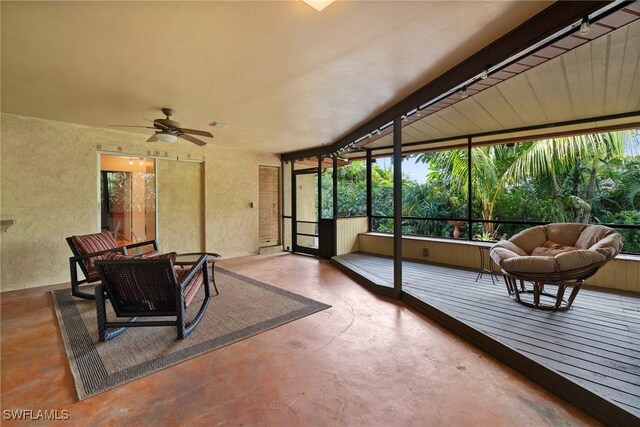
[
  {"xmin": 328, "ymin": 130, "xmax": 639, "ymax": 251},
  {"xmin": 598, "ymin": 211, "xmax": 640, "ymax": 253}
]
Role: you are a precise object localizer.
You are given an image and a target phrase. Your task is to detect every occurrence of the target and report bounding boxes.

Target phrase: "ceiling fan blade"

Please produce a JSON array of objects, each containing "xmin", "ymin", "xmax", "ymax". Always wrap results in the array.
[
  {"xmin": 143, "ymin": 118, "xmax": 170, "ymax": 130},
  {"xmin": 147, "ymin": 134, "xmax": 158, "ymax": 142},
  {"xmin": 179, "ymin": 128, "xmax": 213, "ymax": 138},
  {"xmin": 180, "ymin": 133, "xmax": 207, "ymax": 146},
  {"xmin": 108, "ymin": 125, "xmax": 155, "ymax": 129}
]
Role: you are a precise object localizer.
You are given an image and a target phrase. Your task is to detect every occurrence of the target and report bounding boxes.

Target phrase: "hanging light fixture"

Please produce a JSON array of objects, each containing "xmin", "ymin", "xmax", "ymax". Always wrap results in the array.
[
  {"xmin": 579, "ymin": 16, "xmax": 590, "ymax": 36},
  {"xmin": 156, "ymin": 131, "xmax": 178, "ymax": 143}
]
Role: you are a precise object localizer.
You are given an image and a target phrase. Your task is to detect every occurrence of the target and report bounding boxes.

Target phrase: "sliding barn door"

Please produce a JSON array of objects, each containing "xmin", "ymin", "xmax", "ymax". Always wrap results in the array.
[{"xmin": 157, "ymin": 160, "xmax": 204, "ymax": 253}]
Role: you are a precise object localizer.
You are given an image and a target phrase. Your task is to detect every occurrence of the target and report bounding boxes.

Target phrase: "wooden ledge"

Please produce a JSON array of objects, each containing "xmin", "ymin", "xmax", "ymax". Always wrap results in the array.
[{"xmin": 361, "ymin": 232, "xmax": 640, "ymax": 260}]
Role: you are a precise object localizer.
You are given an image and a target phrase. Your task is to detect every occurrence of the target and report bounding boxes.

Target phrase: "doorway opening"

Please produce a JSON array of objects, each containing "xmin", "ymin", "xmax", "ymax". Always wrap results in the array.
[{"xmin": 100, "ymin": 154, "xmax": 156, "ymax": 247}]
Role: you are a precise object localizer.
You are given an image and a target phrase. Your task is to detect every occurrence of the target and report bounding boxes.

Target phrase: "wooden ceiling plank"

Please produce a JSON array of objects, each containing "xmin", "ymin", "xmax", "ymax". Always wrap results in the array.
[
  {"xmin": 430, "ymin": 110, "xmax": 469, "ymax": 135},
  {"xmin": 590, "ymin": 33, "xmax": 609, "ymax": 118},
  {"xmin": 410, "ymin": 117, "xmax": 449, "ymax": 140},
  {"xmin": 401, "ymin": 126, "xmax": 428, "ymax": 144},
  {"xmin": 560, "ymin": 49, "xmax": 589, "ymax": 120},
  {"xmin": 608, "ymin": 25, "xmax": 640, "ymax": 116},
  {"xmin": 367, "ymin": 134, "xmax": 394, "ymax": 149},
  {"xmin": 412, "ymin": 125, "xmax": 437, "ymax": 141},
  {"xmin": 468, "ymin": 84, "xmax": 521, "ymax": 129},
  {"xmin": 624, "ymin": 24, "xmax": 640, "ymax": 111},
  {"xmin": 524, "ymin": 57, "xmax": 575, "ymax": 123},
  {"xmin": 435, "ymin": 105, "xmax": 484, "ymax": 135},
  {"xmin": 486, "ymin": 74, "xmax": 547, "ymax": 126},
  {"xmin": 573, "ymin": 35, "xmax": 596, "ymax": 119},
  {"xmin": 453, "ymin": 97, "xmax": 503, "ymax": 132},
  {"xmin": 424, "ymin": 113, "xmax": 468, "ymax": 137},
  {"xmin": 405, "ymin": 118, "xmax": 436, "ymax": 136}
]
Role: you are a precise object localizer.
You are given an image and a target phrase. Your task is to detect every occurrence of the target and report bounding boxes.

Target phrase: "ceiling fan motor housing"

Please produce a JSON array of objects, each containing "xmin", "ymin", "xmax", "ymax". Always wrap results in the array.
[{"xmin": 154, "ymin": 118, "xmax": 181, "ymax": 131}]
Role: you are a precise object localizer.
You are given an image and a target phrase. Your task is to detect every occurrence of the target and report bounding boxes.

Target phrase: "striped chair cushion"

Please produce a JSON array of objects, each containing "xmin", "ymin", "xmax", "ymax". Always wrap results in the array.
[
  {"xmin": 176, "ymin": 268, "xmax": 205, "ymax": 308},
  {"xmin": 104, "ymin": 251, "xmax": 177, "ymax": 263},
  {"xmin": 70, "ymin": 231, "xmax": 118, "ymax": 282}
]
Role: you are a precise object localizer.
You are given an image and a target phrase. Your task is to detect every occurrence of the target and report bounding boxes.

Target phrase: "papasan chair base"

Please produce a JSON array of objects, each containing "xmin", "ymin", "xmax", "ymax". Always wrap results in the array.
[{"xmin": 501, "ymin": 261, "xmax": 605, "ymax": 311}]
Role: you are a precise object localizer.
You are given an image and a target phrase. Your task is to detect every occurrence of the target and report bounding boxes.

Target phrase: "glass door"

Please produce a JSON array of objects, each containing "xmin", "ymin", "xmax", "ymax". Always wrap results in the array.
[{"xmin": 293, "ymin": 167, "xmax": 319, "ymax": 256}]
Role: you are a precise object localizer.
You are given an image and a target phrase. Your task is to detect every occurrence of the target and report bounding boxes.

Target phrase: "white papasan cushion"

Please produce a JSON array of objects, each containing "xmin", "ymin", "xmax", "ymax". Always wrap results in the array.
[{"xmin": 490, "ymin": 223, "xmax": 621, "ymax": 275}]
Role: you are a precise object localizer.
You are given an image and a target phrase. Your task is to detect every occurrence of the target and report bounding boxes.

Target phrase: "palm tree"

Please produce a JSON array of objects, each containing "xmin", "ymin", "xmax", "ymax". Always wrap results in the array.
[
  {"xmin": 501, "ymin": 131, "xmax": 628, "ymax": 222},
  {"xmin": 416, "ymin": 130, "xmax": 635, "ymax": 236}
]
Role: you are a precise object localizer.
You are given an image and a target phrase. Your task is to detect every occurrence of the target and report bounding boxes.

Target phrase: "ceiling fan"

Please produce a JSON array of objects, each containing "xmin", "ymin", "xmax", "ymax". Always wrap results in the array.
[{"xmin": 109, "ymin": 108, "xmax": 213, "ymax": 146}]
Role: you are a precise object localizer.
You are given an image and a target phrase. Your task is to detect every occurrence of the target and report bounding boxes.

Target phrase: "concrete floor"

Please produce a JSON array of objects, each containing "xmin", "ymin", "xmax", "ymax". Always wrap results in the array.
[{"xmin": 1, "ymin": 253, "xmax": 597, "ymax": 426}]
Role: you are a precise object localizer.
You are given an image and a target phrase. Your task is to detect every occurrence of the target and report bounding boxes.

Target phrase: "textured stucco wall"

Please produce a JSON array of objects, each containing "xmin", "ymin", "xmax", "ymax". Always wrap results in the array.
[{"xmin": 0, "ymin": 113, "xmax": 279, "ymax": 291}]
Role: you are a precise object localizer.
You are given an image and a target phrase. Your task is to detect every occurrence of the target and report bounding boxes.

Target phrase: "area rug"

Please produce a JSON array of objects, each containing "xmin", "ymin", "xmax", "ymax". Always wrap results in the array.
[{"xmin": 51, "ymin": 268, "xmax": 330, "ymax": 400}]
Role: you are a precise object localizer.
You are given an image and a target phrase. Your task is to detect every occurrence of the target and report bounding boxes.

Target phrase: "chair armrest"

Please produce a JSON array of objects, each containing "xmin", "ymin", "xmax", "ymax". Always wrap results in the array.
[
  {"xmin": 174, "ymin": 252, "xmax": 221, "ymax": 267},
  {"xmin": 177, "ymin": 255, "xmax": 208, "ymax": 289},
  {"xmin": 176, "ymin": 252, "xmax": 221, "ymax": 258},
  {"xmin": 122, "ymin": 239, "xmax": 159, "ymax": 252}
]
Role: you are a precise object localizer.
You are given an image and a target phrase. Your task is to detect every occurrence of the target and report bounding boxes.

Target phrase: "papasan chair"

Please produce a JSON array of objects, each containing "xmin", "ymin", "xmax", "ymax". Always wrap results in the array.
[{"xmin": 490, "ymin": 223, "xmax": 622, "ymax": 311}]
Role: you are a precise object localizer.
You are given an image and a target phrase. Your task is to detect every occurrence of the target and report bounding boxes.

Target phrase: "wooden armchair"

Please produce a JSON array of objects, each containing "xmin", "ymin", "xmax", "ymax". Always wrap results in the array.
[
  {"xmin": 94, "ymin": 253, "xmax": 210, "ymax": 341},
  {"xmin": 66, "ymin": 231, "xmax": 159, "ymax": 299}
]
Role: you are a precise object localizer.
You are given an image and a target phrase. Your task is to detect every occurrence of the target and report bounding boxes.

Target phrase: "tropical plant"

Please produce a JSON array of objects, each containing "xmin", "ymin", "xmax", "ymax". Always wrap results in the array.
[
  {"xmin": 324, "ymin": 129, "xmax": 639, "ymax": 251},
  {"xmin": 415, "ymin": 130, "xmax": 637, "ymax": 234}
]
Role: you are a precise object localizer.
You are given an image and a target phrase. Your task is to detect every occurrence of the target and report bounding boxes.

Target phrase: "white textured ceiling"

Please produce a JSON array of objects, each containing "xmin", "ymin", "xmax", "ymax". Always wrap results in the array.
[{"xmin": 1, "ymin": 1, "xmax": 551, "ymax": 153}]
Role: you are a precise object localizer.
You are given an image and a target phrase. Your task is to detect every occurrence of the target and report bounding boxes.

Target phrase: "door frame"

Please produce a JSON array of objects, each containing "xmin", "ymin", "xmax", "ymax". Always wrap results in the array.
[
  {"xmin": 289, "ymin": 156, "xmax": 337, "ymax": 258},
  {"xmin": 292, "ymin": 165, "xmax": 320, "ymax": 256},
  {"xmin": 97, "ymin": 152, "xmax": 159, "ymax": 242}
]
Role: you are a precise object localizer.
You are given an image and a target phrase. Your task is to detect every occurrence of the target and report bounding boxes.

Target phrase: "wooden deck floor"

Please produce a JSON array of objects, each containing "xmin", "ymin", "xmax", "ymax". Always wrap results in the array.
[{"xmin": 333, "ymin": 252, "xmax": 640, "ymax": 423}]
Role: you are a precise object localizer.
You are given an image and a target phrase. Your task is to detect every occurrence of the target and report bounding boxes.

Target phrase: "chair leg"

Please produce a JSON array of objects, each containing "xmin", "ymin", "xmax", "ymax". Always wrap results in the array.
[
  {"xmin": 210, "ymin": 269, "xmax": 219, "ymax": 296},
  {"xmin": 71, "ymin": 259, "xmax": 96, "ymax": 300},
  {"xmin": 565, "ymin": 281, "xmax": 583, "ymax": 310},
  {"xmin": 181, "ymin": 279, "xmax": 211, "ymax": 339},
  {"xmin": 73, "ymin": 287, "xmax": 96, "ymax": 300},
  {"xmin": 95, "ymin": 285, "xmax": 137, "ymax": 341},
  {"xmin": 177, "ymin": 308, "xmax": 186, "ymax": 340},
  {"xmin": 95, "ymin": 285, "xmax": 108, "ymax": 342}
]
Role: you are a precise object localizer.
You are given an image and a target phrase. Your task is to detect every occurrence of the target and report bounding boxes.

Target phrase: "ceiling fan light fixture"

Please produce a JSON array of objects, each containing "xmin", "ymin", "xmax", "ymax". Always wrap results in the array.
[{"xmin": 156, "ymin": 131, "xmax": 178, "ymax": 143}]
